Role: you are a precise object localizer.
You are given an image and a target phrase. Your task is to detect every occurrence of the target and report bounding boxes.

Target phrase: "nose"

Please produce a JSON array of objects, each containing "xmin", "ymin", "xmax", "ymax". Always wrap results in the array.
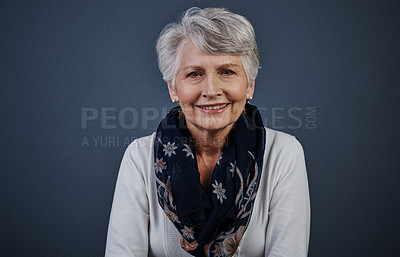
[{"xmin": 202, "ymin": 74, "xmax": 222, "ymax": 98}]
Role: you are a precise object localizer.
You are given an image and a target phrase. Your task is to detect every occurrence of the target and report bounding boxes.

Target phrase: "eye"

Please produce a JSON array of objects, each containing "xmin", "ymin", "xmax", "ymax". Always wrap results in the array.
[
  {"xmin": 187, "ymin": 72, "xmax": 202, "ymax": 78},
  {"xmin": 221, "ymin": 70, "xmax": 235, "ymax": 75}
]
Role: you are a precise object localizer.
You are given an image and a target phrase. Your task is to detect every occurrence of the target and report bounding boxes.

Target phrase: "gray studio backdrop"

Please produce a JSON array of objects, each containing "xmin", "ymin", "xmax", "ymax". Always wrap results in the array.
[{"xmin": 1, "ymin": 0, "xmax": 399, "ymax": 256}]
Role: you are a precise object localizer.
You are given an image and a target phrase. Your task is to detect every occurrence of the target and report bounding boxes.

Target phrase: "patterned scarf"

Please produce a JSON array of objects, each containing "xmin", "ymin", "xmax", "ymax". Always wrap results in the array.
[{"xmin": 154, "ymin": 103, "xmax": 265, "ymax": 257}]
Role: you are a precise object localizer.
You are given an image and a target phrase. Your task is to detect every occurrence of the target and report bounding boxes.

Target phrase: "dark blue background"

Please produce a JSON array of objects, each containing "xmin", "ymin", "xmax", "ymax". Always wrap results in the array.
[{"xmin": 1, "ymin": 0, "xmax": 399, "ymax": 256}]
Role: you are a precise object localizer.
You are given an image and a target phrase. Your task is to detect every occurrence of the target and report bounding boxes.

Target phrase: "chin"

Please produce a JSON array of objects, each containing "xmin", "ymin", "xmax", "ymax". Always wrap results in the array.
[{"xmin": 195, "ymin": 119, "xmax": 235, "ymax": 132}]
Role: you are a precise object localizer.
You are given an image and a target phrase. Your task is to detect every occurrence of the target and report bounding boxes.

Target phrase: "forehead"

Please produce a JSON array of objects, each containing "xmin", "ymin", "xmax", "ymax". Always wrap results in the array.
[{"xmin": 177, "ymin": 39, "xmax": 243, "ymax": 70}]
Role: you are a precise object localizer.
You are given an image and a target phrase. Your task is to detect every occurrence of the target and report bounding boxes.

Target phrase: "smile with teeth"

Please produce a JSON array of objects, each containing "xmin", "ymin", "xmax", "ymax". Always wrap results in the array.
[{"xmin": 198, "ymin": 104, "xmax": 228, "ymax": 110}]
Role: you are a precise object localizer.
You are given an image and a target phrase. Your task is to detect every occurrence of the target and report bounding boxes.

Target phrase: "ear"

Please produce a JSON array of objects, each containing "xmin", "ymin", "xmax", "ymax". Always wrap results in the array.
[
  {"xmin": 167, "ymin": 82, "xmax": 178, "ymax": 102},
  {"xmin": 246, "ymin": 80, "xmax": 255, "ymax": 99}
]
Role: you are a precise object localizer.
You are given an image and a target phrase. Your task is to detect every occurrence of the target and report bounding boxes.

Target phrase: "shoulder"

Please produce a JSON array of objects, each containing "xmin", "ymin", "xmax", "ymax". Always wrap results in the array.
[
  {"xmin": 121, "ymin": 133, "xmax": 156, "ymax": 170},
  {"xmin": 265, "ymin": 127, "xmax": 304, "ymax": 155},
  {"xmin": 125, "ymin": 133, "xmax": 156, "ymax": 154},
  {"xmin": 263, "ymin": 128, "xmax": 307, "ymax": 184}
]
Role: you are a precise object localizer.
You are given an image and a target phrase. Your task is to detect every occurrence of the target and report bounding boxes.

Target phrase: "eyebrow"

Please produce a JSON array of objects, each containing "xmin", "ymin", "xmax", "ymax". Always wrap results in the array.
[
  {"xmin": 217, "ymin": 63, "xmax": 241, "ymax": 69},
  {"xmin": 182, "ymin": 63, "xmax": 241, "ymax": 71},
  {"xmin": 182, "ymin": 65, "xmax": 204, "ymax": 71}
]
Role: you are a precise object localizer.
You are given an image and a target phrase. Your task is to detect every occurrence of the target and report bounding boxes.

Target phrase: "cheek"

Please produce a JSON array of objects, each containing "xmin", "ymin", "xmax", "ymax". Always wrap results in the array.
[
  {"xmin": 227, "ymin": 86, "xmax": 248, "ymax": 101},
  {"xmin": 177, "ymin": 88, "xmax": 201, "ymax": 105}
]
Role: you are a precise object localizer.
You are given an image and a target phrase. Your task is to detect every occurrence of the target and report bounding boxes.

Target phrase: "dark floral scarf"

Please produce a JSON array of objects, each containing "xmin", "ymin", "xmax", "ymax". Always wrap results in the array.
[{"xmin": 154, "ymin": 103, "xmax": 266, "ymax": 257}]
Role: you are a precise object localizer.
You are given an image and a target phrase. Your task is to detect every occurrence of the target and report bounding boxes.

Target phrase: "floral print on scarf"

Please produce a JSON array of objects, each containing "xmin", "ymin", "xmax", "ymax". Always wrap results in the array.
[{"xmin": 154, "ymin": 103, "xmax": 266, "ymax": 257}]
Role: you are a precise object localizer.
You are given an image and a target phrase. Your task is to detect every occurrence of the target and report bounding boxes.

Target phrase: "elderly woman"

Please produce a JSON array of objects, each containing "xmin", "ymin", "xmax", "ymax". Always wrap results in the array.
[{"xmin": 105, "ymin": 7, "xmax": 310, "ymax": 257}]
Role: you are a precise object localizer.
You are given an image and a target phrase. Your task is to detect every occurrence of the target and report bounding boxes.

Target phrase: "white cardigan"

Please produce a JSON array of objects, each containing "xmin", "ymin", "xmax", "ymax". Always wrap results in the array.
[{"xmin": 105, "ymin": 128, "xmax": 310, "ymax": 257}]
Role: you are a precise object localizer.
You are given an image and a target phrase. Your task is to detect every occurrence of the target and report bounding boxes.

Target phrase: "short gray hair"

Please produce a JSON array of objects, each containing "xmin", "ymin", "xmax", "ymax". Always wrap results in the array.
[{"xmin": 156, "ymin": 7, "xmax": 260, "ymax": 89}]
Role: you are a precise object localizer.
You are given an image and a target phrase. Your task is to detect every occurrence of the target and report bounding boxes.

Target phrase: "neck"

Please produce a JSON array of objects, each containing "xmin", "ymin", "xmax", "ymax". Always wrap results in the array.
[{"xmin": 187, "ymin": 124, "xmax": 233, "ymax": 158}]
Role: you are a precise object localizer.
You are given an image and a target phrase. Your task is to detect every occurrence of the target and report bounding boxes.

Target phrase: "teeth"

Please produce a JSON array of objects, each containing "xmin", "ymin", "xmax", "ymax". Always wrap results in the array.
[{"xmin": 200, "ymin": 104, "xmax": 228, "ymax": 110}]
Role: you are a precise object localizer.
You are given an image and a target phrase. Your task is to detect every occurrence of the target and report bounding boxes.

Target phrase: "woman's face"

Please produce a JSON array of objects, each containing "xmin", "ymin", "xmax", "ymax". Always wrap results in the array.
[{"xmin": 168, "ymin": 40, "xmax": 254, "ymax": 135}]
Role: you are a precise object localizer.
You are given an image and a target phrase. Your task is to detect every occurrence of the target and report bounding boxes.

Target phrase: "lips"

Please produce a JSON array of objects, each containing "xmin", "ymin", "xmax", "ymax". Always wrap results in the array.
[{"xmin": 198, "ymin": 103, "xmax": 229, "ymax": 110}]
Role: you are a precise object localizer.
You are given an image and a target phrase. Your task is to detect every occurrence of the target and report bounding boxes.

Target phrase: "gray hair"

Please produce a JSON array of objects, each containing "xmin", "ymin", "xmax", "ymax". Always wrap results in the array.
[{"xmin": 156, "ymin": 7, "xmax": 260, "ymax": 90}]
